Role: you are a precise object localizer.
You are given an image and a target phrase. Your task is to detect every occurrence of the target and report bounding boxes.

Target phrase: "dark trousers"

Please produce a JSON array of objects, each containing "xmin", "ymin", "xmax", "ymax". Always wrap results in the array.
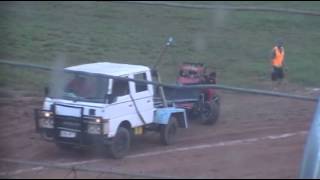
[{"xmin": 271, "ymin": 67, "xmax": 284, "ymax": 81}]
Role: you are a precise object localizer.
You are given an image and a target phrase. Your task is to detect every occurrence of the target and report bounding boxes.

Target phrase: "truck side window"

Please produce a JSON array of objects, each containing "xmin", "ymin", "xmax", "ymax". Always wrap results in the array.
[
  {"xmin": 134, "ymin": 73, "xmax": 148, "ymax": 93},
  {"xmin": 113, "ymin": 79, "xmax": 129, "ymax": 97}
]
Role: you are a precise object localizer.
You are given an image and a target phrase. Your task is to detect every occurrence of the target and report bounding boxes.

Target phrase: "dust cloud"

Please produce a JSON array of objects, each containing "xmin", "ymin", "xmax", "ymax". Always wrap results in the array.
[{"xmin": 49, "ymin": 54, "xmax": 67, "ymax": 98}]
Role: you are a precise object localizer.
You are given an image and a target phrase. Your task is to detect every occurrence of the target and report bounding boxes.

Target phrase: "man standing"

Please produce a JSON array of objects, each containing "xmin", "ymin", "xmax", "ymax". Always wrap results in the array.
[{"xmin": 271, "ymin": 39, "xmax": 285, "ymax": 89}]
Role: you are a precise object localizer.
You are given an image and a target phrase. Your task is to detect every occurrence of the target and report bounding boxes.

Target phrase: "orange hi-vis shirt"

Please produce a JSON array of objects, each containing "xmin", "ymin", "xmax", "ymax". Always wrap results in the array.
[{"xmin": 272, "ymin": 46, "xmax": 285, "ymax": 67}]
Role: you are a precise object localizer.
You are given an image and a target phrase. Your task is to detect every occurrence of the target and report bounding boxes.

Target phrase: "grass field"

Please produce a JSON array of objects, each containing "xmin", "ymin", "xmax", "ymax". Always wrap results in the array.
[{"xmin": 0, "ymin": 1, "xmax": 320, "ymax": 92}]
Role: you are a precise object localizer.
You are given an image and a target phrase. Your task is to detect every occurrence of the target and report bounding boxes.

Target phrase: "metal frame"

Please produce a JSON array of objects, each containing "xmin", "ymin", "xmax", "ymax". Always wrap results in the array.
[
  {"xmin": 35, "ymin": 103, "xmax": 106, "ymax": 146},
  {"xmin": 53, "ymin": 103, "xmax": 85, "ymax": 145}
]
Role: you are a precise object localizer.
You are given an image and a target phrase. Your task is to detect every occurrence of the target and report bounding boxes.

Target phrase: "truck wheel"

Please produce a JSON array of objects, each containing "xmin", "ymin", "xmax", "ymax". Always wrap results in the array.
[
  {"xmin": 160, "ymin": 117, "xmax": 178, "ymax": 145},
  {"xmin": 210, "ymin": 101, "xmax": 220, "ymax": 125},
  {"xmin": 190, "ymin": 104, "xmax": 200, "ymax": 120},
  {"xmin": 108, "ymin": 127, "xmax": 131, "ymax": 159},
  {"xmin": 201, "ymin": 101, "xmax": 220, "ymax": 125}
]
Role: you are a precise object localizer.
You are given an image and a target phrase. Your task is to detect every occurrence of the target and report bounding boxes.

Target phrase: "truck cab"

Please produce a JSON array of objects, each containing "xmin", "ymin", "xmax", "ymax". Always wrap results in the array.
[{"xmin": 35, "ymin": 62, "xmax": 187, "ymax": 158}]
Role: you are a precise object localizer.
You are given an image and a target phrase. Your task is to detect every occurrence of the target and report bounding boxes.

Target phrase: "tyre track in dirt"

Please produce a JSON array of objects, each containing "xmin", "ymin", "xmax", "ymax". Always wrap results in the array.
[{"xmin": 0, "ymin": 88, "xmax": 317, "ymax": 178}]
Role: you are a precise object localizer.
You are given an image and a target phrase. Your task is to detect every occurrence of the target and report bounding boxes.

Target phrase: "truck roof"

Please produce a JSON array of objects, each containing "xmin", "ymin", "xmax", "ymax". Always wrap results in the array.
[{"xmin": 65, "ymin": 62, "xmax": 150, "ymax": 76}]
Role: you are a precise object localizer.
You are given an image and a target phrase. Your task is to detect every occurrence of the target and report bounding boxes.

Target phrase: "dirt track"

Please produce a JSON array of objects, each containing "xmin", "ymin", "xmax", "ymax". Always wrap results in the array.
[{"xmin": 0, "ymin": 87, "xmax": 318, "ymax": 178}]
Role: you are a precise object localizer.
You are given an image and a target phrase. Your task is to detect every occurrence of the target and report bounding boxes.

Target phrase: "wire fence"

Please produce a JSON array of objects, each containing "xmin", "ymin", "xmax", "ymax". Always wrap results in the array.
[
  {"xmin": 121, "ymin": 1, "xmax": 320, "ymax": 17},
  {"xmin": 0, "ymin": 158, "xmax": 179, "ymax": 179},
  {"xmin": 0, "ymin": 60, "xmax": 317, "ymax": 102}
]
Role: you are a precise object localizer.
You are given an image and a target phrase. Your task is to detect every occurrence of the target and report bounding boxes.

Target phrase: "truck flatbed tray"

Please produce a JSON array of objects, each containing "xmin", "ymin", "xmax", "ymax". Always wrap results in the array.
[{"xmin": 163, "ymin": 86, "xmax": 201, "ymax": 103}]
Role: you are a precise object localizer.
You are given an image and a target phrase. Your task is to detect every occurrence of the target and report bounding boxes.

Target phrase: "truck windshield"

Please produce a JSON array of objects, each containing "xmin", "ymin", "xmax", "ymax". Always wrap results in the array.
[{"xmin": 49, "ymin": 72, "xmax": 109, "ymax": 103}]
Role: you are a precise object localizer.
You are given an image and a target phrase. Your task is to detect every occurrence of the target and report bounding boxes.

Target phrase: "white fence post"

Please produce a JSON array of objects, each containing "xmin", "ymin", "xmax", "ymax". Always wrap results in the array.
[{"xmin": 300, "ymin": 97, "xmax": 320, "ymax": 178}]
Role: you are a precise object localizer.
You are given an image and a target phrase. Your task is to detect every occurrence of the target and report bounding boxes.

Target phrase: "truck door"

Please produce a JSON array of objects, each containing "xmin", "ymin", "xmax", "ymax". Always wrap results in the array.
[
  {"xmin": 130, "ymin": 71, "xmax": 154, "ymax": 124},
  {"xmin": 106, "ymin": 78, "xmax": 140, "ymax": 135}
]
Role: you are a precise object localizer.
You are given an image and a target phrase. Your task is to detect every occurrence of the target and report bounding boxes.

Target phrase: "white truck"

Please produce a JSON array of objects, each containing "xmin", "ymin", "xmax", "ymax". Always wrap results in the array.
[{"xmin": 35, "ymin": 62, "xmax": 188, "ymax": 158}]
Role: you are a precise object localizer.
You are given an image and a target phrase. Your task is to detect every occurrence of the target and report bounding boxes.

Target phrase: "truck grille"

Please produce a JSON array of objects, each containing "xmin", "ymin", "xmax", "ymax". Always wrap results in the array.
[{"xmin": 55, "ymin": 116, "xmax": 84, "ymax": 131}]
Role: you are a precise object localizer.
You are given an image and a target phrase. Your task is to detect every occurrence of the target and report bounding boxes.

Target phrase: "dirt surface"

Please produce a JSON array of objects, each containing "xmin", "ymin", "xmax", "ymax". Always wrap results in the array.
[{"xmin": 0, "ymin": 86, "xmax": 319, "ymax": 179}]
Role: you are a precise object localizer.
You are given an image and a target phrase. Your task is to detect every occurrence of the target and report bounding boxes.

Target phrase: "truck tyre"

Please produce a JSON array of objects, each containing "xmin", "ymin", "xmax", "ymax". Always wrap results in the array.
[
  {"xmin": 108, "ymin": 127, "xmax": 131, "ymax": 159},
  {"xmin": 209, "ymin": 100, "xmax": 220, "ymax": 125},
  {"xmin": 160, "ymin": 116, "xmax": 178, "ymax": 145},
  {"xmin": 201, "ymin": 100, "xmax": 220, "ymax": 125}
]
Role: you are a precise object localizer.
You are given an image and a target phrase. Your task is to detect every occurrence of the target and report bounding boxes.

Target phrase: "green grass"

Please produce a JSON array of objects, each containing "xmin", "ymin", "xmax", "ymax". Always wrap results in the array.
[{"xmin": 0, "ymin": 1, "xmax": 320, "ymax": 92}]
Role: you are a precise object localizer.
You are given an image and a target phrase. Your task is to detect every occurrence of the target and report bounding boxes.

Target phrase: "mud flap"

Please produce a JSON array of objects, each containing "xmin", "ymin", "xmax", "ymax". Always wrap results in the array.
[{"xmin": 154, "ymin": 107, "xmax": 188, "ymax": 128}]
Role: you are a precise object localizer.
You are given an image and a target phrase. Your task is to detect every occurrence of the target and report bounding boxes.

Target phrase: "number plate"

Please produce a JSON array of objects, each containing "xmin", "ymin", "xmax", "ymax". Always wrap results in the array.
[{"xmin": 60, "ymin": 131, "xmax": 76, "ymax": 138}]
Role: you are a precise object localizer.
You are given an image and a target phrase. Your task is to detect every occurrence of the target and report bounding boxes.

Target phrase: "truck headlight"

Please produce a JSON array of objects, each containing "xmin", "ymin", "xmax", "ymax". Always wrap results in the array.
[
  {"xmin": 95, "ymin": 117, "xmax": 102, "ymax": 123},
  {"xmin": 43, "ymin": 112, "xmax": 52, "ymax": 118},
  {"xmin": 38, "ymin": 111, "xmax": 54, "ymax": 129},
  {"xmin": 87, "ymin": 124, "xmax": 102, "ymax": 134},
  {"xmin": 39, "ymin": 118, "xmax": 54, "ymax": 129},
  {"xmin": 86, "ymin": 118, "xmax": 108, "ymax": 135}
]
